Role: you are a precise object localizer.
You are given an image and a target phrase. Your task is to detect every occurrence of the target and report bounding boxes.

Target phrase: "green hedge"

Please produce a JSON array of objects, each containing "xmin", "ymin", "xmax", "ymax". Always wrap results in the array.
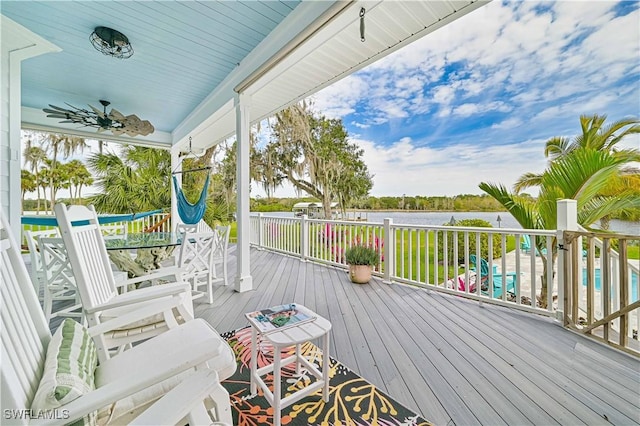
[{"xmin": 440, "ymin": 219, "xmax": 501, "ymax": 263}]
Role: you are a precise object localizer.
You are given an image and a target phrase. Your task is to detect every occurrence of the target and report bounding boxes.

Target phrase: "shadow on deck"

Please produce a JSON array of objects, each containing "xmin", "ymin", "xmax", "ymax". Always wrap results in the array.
[{"xmin": 197, "ymin": 247, "xmax": 640, "ymax": 426}]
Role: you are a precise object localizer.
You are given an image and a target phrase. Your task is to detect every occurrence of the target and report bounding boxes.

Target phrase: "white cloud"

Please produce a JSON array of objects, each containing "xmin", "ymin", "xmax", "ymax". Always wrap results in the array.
[
  {"xmin": 347, "ymin": 137, "xmax": 547, "ymax": 197},
  {"xmin": 253, "ymin": 1, "xmax": 640, "ymax": 199}
]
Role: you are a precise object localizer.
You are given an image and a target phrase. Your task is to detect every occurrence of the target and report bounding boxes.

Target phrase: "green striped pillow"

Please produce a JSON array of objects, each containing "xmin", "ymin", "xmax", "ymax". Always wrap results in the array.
[{"xmin": 31, "ymin": 319, "xmax": 98, "ymax": 415}]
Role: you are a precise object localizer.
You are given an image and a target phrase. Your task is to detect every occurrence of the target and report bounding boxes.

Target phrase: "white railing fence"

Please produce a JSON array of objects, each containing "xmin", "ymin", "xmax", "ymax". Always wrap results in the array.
[
  {"xmin": 21, "ymin": 213, "xmax": 171, "ymax": 247},
  {"xmin": 250, "ymin": 213, "xmax": 558, "ymax": 317}
]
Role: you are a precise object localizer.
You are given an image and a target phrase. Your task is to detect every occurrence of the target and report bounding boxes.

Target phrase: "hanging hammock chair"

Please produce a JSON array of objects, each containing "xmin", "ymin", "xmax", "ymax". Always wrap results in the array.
[{"xmin": 172, "ymin": 173, "xmax": 210, "ymax": 224}]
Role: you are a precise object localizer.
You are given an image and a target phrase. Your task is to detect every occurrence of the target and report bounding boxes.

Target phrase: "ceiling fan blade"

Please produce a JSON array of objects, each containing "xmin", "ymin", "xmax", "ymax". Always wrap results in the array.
[
  {"xmin": 138, "ymin": 121, "xmax": 155, "ymax": 136},
  {"xmin": 46, "ymin": 105, "xmax": 75, "ymax": 113},
  {"xmin": 43, "ymin": 100, "xmax": 154, "ymax": 136},
  {"xmin": 44, "ymin": 112, "xmax": 70, "ymax": 119},
  {"xmin": 89, "ymin": 104, "xmax": 105, "ymax": 118},
  {"xmin": 109, "ymin": 109, "xmax": 126, "ymax": 121}
]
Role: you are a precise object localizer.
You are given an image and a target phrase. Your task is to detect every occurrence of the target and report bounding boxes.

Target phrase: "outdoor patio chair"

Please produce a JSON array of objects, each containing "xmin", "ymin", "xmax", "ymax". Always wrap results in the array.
[
  {"xmin": 54, "ymin": 203, "xmax": 195, "ymax": 362},
  {"xmin": 469, "ymin": 254, "xmax": 517, "ymax": 298},
  {"xmin": 176, "ymin": 219, "xmax": 214, "ymax": 234},
  {"xmin": 39, "ymin": 236, "xmax": 83, "ymax": 324},
  {"xmin": 177, "ymin": 231, "xmax": 222, "ymax": 304},
  {"xmin": 520, "ymin": 234, "xmax": 532, "ymax": 254},
  {"xmin": 24, "ymin": 227, "xmax": 61, "ymax": 297},
  {"xmin": 213, "ymin": 225, "xmax": 230, "ymax": 287},
  {"xmin": 521, "ymin": 234, "xmax": 553, "ymax": 257},
  {"xmin": 0, "ymin": 210, "xmax": 235, "ymax": 425}
]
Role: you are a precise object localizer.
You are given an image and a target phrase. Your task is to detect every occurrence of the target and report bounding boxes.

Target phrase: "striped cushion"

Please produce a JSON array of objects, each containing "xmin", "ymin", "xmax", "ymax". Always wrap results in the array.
[{"xmin": 32, "ymin": 319, "xmax": 98, "ymax": 416}]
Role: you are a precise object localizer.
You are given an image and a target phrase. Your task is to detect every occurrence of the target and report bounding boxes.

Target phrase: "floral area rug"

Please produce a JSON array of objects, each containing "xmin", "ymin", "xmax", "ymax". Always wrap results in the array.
[{"xmin": 221, "ymin": 327, "xmax": 432, "ymax": 426}]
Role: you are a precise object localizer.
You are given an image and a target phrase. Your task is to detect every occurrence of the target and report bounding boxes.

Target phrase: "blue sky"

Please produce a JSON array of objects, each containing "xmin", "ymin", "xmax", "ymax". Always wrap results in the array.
[{"xmin": 291, "ymin": 0, "xmax": 640, "ymax": 198}]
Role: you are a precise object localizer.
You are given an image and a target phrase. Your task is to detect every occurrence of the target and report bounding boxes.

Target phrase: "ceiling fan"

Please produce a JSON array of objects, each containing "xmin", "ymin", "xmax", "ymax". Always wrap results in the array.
[{"xmin": 43, "ymin": 100, "xmax": 155, "ymax": 137}]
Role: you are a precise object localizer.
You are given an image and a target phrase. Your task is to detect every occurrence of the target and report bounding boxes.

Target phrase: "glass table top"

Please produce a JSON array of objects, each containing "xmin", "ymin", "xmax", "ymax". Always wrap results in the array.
[{"xmin": 104, "ymin": 232, "xmax": 182, "ymax": 250}]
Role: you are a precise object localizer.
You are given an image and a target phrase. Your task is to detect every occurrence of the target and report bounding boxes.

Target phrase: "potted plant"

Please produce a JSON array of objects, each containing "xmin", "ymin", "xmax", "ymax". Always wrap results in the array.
[{"xmin": 344, "ymin": 245, "xmax": 379, "ymax": 284}]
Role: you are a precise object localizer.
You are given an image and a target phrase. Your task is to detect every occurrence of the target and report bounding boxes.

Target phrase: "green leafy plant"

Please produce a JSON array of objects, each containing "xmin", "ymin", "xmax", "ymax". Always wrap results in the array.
[
  {"xmin": 345, "ymin": 245, "xmax": 379, "ymax": 266},
  {"xmin": 441, "ymin": 218, "xmax": 501, "ymax": 263}
]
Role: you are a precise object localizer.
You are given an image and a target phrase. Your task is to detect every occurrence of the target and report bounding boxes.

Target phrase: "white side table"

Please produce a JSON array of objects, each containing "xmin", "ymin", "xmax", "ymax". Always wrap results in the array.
[{"xmin": 246, "ymin": 304, "xmax": 332, "ymax": 426}]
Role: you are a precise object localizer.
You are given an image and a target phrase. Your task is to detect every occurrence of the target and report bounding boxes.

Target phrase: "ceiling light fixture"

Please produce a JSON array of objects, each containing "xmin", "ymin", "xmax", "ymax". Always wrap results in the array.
[
  {"xmin": 90, "ymin": 26, "xmax": 133, "ymax": 59},
  {"xmin": 43, "ymin": 100, "xmax": 154, "ymax": 137}
]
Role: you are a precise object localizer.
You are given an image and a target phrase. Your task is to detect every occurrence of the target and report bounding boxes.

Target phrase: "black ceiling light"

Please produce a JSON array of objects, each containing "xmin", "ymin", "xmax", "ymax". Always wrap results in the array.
[{"xmin": 90, "ymin": 26, "xmax": 133, "ymax": 59}]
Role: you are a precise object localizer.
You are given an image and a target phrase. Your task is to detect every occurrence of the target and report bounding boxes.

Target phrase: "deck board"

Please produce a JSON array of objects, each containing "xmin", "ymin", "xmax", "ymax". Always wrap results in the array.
[
  {"xmin": 194, "ymin": 248, "xmax": 640, "ymax": 426},
  {"xmin": 39, "ymin": 246, "xmax": 638, "ymax": 426}
]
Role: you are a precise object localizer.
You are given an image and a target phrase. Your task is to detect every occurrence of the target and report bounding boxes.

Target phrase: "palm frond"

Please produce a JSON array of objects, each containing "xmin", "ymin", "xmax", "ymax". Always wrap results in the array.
[
  {"xmin": 478, "ymin": 182, "xmax": 538, "ymax": 229},
  {"xmin": 513, "ymin": 172, "xmax": 543, "ymax": 193},
  {"xmin": 577, "ymin": 192, "xmax": 640, "ymax": 228}
]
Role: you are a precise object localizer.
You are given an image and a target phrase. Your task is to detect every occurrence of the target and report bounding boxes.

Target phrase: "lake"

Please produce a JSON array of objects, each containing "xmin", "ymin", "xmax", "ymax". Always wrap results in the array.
[{"xmin": 256, "ymin": 211, "xmax": 640, "ymax": 235}]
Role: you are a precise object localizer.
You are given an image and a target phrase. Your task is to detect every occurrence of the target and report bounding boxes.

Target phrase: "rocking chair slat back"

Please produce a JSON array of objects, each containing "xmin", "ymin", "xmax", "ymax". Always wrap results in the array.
[
  {"xmin": 1, "ymin": 213, "xmax": 51, "ymax": 415},
  {"xmin": 54, "ymin": 204, "xmax": 117, "ymax": 312}
]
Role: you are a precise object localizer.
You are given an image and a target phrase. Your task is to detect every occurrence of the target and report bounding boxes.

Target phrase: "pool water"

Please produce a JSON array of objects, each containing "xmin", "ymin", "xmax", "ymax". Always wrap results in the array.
[{"xmin": 582, "ymin": 269, "xmax": 639, "ymax": 302}]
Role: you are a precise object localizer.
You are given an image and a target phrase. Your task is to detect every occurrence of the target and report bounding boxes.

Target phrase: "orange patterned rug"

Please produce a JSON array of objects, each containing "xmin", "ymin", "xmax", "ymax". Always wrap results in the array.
[{"xmin": 221, "ymin": 327, "xmax": 432, "ymax": 426}]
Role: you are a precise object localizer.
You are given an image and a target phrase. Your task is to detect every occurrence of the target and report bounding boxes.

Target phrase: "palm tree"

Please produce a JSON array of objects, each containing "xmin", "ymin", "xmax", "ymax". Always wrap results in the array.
[
  {"xmin": 20, "ymin": 170, "xmax": 36, "ymax": 213},
  {"xmin": 481, "ymin": 148, "xmax": 640, "ymax": 308},
  {"xmin": 87, "ymin": 146, "xmax": 171, "ymax": 214},
  {"xmin": 544, "ymin": 114, "xmax": 639, "ymax": 160},
  {"xmin": 44, "ymin": 134, "xmax": 87, "ymax": 207},
  {"xmin": 23, "ymin": 137, "xmax": 48, "ymax": 214},
  {"xmin": 65, "ymin": 159, "xmax": 93, "ymax": 203},
  {"xmin": 520, "ymin": 114, "xmax": 640, "ymax": 230}
]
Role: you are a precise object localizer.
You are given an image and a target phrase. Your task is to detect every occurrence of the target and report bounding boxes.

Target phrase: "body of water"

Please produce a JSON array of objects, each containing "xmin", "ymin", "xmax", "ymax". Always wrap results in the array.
[
  {"xmin": 257, "ymin": 211, "xmax": 639, "ymax": 235},
  {"xmin": 582, "ymin": 269, "xmax": 639, "ymax": 302}
]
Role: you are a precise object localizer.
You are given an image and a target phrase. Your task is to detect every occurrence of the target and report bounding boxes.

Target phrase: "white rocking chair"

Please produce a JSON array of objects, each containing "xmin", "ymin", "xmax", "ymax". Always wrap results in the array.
[
  {"xmin": 54, "ymin": 203, "xmax": 195, "ymax": 363},
  {"xmin": 0, "ymin": 210, "xmax": 236, "ymax": 425}
]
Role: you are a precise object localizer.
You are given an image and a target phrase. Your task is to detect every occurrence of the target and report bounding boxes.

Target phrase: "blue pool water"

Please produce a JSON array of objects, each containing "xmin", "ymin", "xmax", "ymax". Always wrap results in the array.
[{"xmin": 582, "ymin": 269, "xmax": 639, "ymax": 302}]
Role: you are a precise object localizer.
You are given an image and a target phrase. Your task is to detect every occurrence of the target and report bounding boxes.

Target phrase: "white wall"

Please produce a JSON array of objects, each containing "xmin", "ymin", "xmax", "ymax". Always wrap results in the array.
[{"xmin": 0, "ymin": 15, "xmax": 60, "ymax": 236}]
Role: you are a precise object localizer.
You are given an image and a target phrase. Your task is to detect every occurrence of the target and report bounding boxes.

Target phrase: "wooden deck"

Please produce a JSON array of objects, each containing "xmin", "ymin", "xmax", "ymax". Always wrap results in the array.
[{"xmin": 198, "ymin": 248, "xmax": 640, "ymax": 426}]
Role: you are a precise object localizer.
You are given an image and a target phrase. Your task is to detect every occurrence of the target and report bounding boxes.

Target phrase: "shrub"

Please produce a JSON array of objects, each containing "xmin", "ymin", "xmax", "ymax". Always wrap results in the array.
[
  {"xmin": 345, "ymin": 245, "xmax": 379, "ymax": 266},
  {"xmin": 441, "ymin": 219, "xmax": 501, "ymax": 263}
]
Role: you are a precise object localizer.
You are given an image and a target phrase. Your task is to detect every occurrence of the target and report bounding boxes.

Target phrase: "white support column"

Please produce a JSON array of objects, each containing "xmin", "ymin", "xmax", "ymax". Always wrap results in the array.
[
  {"xmin": 234, "ymin": 93, "xmax": 253, "ymax": 292},
  {"xmin": 556, "ymin": 199, "xmax": 578, "ymax": 322},
  {"xmin": 170, "ymin": 148, "xmax": 180, "ymax": 232},
  {"xmin": 0, "ymin": 16, "xmax": 60, "ymax": 238}
]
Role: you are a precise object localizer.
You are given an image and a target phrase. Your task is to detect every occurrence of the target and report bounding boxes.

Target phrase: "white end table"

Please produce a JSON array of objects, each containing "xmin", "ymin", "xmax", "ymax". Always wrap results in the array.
[{"xmin": 246, "ymin": 304, "xmax": 332, "ymax": 426}]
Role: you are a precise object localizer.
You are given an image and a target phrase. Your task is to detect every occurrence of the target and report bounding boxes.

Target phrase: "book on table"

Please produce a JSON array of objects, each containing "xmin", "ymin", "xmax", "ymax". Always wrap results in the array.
[{"xmin": 246, "ymin": 303, "xmax": 316, "ymax": 333}]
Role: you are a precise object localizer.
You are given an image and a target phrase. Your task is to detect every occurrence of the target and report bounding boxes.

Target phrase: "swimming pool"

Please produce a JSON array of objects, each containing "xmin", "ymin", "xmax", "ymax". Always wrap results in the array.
[{"xmin": 582, "ymin": 268, "xmax": 639, "ymax": 302}]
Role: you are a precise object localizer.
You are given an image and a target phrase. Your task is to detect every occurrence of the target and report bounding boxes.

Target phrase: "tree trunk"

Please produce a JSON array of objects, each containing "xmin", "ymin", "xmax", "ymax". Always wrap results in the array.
[{"xmin": 322, "ymin": 195, "xmax": 332, "ymax": 220}]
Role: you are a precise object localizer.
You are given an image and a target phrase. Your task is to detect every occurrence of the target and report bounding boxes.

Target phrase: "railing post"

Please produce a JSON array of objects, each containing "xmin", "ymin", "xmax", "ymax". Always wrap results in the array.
[
  {"xmin": 258, "ymin": 213, "xmax": 264, "ymax": 250},
  {"xmin": 557, "ymin": 199, "xmax": 577, "ymax": 323},
  {"xmin": 383, "ymin": 218, "xmax": 394, "ymax": 284},
  {"xmin": 301, "ymin": 214, "xmax": 309, "ymax": 262}
]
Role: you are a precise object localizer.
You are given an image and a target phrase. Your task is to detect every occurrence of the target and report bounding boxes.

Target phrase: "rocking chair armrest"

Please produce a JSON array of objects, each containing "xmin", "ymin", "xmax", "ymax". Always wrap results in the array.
[
  {"xmin": 30, "ymin": 336, "xmax": 220, "ymax": 426},
  {"xmin": 85, "ymin": 281, "xmax": 191, "ymax": 314},
  {"xmin": 129, "ymin": 370, "xmax": 226, "ymax": 425},
  {"xmin": 118, "ymin": 266, "xmax": 183, "ymax": 288},
  {"xmin": 87, "ymin": 297, "xmax": 184, "ymax": 337}
]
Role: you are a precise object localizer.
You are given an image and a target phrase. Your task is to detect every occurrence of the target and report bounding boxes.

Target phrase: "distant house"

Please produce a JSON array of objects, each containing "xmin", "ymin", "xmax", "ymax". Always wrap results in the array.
[{"xmin": 292, "ymin": 202, "xmax": 339, "ymax": 219}]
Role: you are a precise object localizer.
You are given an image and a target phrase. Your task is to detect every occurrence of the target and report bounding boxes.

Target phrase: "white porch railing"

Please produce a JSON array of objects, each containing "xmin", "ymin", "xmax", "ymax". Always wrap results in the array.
[
  {"xmin": 21, "ymin": 212, "xmax": 171, "ymax": 246},
  {"xmin": 250, "ymin": 213, "xmax": 558, "ymax": 317}
]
